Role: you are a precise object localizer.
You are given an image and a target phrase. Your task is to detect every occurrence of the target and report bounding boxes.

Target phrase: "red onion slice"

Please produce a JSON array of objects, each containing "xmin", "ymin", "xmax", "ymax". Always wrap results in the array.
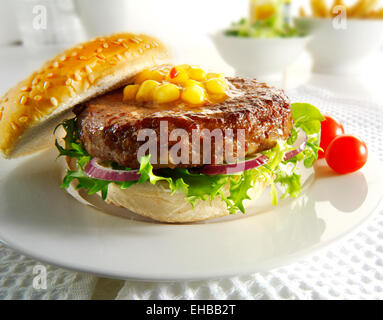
[
  {"xmin": 84, "ymin": 158, "xmax": 141, "ymax": 181},
  {"xmin": 200, "ymin": 133, "xmax": 308, "ymax": 175},
  {"xmin": 84, "ymin": 133, "xmax": 307, "ymax": 180},
  {"xmin": 200, "ymin": 154, "xmax": 269, "ymax": 175},
  {"xmin": 284, "ymin": 133, "xmax": 308, "ymax": 161}
]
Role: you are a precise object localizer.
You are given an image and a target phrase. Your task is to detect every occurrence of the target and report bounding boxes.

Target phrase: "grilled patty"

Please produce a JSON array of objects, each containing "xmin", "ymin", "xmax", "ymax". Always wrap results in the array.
[{"xmin": 74, "ymin": 77, "xmax": 292, "ymax": 169}]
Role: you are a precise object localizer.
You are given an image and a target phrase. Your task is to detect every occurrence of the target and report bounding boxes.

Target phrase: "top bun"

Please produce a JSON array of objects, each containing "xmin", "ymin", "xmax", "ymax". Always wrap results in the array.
[{"xmin": 0, "ymin": 33, "xmax": 171, "ymax": 158}]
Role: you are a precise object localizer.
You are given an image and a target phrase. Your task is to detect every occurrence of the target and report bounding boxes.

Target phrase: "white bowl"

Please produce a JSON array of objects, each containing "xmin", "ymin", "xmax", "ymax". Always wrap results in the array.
[
  {"xmin": 210, "ymin": 32, "xmax": 311, "ymax": 78},
  {"xmin": 295, "ymin": 17, "xmax": 383, "ymax": 74}
]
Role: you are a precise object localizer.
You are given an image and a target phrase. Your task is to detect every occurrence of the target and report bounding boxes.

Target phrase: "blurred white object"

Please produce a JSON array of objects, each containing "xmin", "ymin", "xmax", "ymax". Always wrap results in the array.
[
  {"xmin": 73, "ymin": 0, "xmax": 131, "ymax": 38},
  {"xmin": 74, "ymin": 0, "xmax": 247, "ymax": 43},
  {"xmin": 295, "ymin": 17, "xmax": 383, "ymax": 75},
  {"xmin": 211, "ymin": 32, "xmax": 311, "ymax": 79},
  {"xmin": 0, "ymin": 0, "xmax": 20, "ymax": 45},
  {"xmin": 12, "ymin": 0, "xmax": 85, "ymax": 50}
]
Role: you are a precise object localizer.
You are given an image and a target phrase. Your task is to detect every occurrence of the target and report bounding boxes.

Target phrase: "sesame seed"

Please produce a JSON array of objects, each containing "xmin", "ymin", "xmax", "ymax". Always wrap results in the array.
[
  {"xmin": 47, "ymin": 73, "xmax": 54, "ymax": 78},
  {"xmin": 83, "ymin": 80, "xmax": 90, "ymax": 90},
  {"xmin": 20, "ymin": 96, "xmax": 27, "ymax": 105},
  {"xmin": 10, "ymin": 121, "xmax": 18, "ymax": 131},
  {"xmin": 124, "ymin": 51, "xmax": 130, "ymax": 58},
  {"xmin": 71, "ymin": 52, "xmax": 78, "ymax": 57},
  {"xmin": 68, "ymin": 86, "xmax": 76, "ymax": 97},
  {"xmin": 50, "ymin": 97, "xmax": 58, "ymax": 106},
  {"xmin": 102, "ymin": 43, "xmax": 109, "ymax": 49},
  {"xmin": 33, "ymin": 95, "xmax": 42, "ymax": 101},
  {"xmin": 122, "ymin": 42, "xmax": 129, "ymax": 49},
  {"xmin": 18, "ymin": 116, "xmax": 29, "ymax": 123},
  {"xmin": 96, "ymin": 54, "xmax": 106, "ymax": 60},
  {"xmin": 138, "ymin": 48, "xmax": 143, "ymax": 54},
  {"xmin": 32, "ymin": 78, "xmax": 40, "ymax": 85},
  {"xmin": 43, "ymin": 81, "xmax": 50, "ymax": 89},
  {"xmin": 99, "ymin": 38, "xmax": 105, "ymax": 42},
  {"xmin": 88, "ymin": 74, "xmax": 96, "ymax": 83},
  {"xmin": 129, "ymin": 38, "xmax": 139, "ymax": 44},
  {"xmin": 20, "ymin": 86, "xmax": 30, "ymax": 91},
  {"xmin": 117, "ymin": 38, "xmax": 124, "ymax": 43},
  {"xmin": 74, "ymin": 73, "xmax": 82, "ymax": 81},
  {"xmin": 79, "ymin": 56, "xmax": 88, "ymax": 61},
  {"xmin": 85, "ymin": 65, "xmax": 92, "ymax": 74},
  {"xmin": 116, "ymin": 54, "xmax": 122, "ymax": 61},
  {"xmin": 96, "ymin": 48, "xmax": 103, "ymax": 53},
  {"xmin": 109, "ymin": 59, "xmax": 117, "ymax": 65},
  {"xmin": 152, "ymin": 41, "xmax": 159, "ymax": 47},
  {"xmin": 65, "ymin": 78, "xmax": 72, "ymax": 86},
  {"xmin": 59, "ymin": 55, "xmax": 66, "ymax": 61},
  {"xmin": 53, "ymin": 61, "xmax": 59, "ymax": 68},
  {"xmin": 135, "ymin": 36, "xmax": 143, "ymax": 42}
]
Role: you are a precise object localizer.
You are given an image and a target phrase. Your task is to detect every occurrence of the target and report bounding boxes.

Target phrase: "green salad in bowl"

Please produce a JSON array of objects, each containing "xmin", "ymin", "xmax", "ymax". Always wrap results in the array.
[
  {"xmin": 225, "ymin": 0, "xmax": 304, "ymax": 38},
  {"xmin": 225, "ymin": 17, "xmax": 304, "ymax": 38},
  {"xmin": 212, "ymin": 0, "xmax": 309, "ymax": 77}
]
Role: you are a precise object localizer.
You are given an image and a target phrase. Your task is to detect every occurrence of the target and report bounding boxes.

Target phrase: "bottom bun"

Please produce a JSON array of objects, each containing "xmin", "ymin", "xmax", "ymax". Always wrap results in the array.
[
  {"xmin": 105, "ymin": 180, "xmax": 267, "ymax": 223},
  {"xmin": 64, "ymin": 157, "xmax": 268, "ymax": 223}
]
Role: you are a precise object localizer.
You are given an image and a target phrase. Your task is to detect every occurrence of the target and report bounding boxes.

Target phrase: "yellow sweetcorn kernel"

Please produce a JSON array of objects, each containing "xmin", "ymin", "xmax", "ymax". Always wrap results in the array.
[
  {"xmin": 135, "ymin": 69, "xmax": 152, "ymax": 84},
  {"xmin": 123, "ymin": 84, "xmax": 140, "ymax": 101},
  {"xmin": 188, "ymin": 67, "xmax": 207, "ymax": 81},
  {"xmin": 184, "ymin": 79, "xmax": 204, "ymax": 88},
  {"xmin": 150, "ymin": 70, "xmax": 165, "ymax": 82},
  {"xmin": 208, "ymin": 93, "xmax": 228, "ymax": 103},
  {"xmin": 181, "ymin": 85, "xmax": 206, "ymax": 105},
  {"xmin": 205, "ymin": 78, "xmax": 228, "ymax": 95},
  {"xmin": 206, "ymin": 73, "xmax": 224, "ymax": 80},
  {"xmin": 153, "ymin": 83, "xmax": 180, "ymax": 104},
  {"xmin": 135, "ymin": 69, "xmax": 164, "ymax": 84},
  {"xmin": 166, "ymin": 66, "xmax": 189, "ymax": 84},
  {"xmin": 136, "ymin": 80, "xmax": 160, "ymax": 102}
]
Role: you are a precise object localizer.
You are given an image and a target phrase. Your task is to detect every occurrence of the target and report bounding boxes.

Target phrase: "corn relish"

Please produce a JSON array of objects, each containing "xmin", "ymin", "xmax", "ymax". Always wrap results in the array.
[{"xmin": 123, "ymin": 65, "xmax": 230, "ymax": 106}]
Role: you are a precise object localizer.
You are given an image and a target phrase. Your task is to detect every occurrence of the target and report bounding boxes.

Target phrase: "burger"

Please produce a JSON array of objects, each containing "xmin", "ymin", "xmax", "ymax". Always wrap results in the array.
[{"xmin": 0, "ymin": 33, "xmax": 323, "ymax": 223}]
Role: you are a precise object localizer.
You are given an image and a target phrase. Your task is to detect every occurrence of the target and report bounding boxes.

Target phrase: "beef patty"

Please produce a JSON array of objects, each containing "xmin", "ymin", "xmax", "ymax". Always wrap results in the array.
[{"xmin": 74, "ymin": 77, "xmax": 292, "ymax": 169}]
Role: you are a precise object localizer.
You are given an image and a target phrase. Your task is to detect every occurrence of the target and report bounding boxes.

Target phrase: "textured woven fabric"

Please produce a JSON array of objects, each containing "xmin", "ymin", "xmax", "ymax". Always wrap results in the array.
[
  {"xmin": 0, "ymin": 242, "xmax": 96, "ymax": 300},
  {"xmin": 0, "ymin": 84, "xmax": 382, "ymax": 300}
]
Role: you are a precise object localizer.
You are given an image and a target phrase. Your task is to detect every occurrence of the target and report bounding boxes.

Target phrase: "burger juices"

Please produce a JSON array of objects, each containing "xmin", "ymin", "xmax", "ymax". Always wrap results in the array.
[{"xmin": 0, "ymin": 33, "xmax": 323, "ymax": 223}]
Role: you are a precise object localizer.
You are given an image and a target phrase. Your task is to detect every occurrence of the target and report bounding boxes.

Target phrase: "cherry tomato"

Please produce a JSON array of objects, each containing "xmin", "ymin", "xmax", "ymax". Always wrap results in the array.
[
  {"xmin": 169, "ymin": 67, "xmax": 178, "ymax": 79},
  {"xmin": 325, "ymin": 134, "xmax": 368, "ymax": 174},
  {"xmin": 318, "ymin": 115, "xmax": 345, "ymax": 159}
]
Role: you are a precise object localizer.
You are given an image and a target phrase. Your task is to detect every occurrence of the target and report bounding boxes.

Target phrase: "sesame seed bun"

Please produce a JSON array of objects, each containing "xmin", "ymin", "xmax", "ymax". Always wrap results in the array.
[{"xmin": 0, "ymin": 33, "xmax": 171, "ymax": 158}]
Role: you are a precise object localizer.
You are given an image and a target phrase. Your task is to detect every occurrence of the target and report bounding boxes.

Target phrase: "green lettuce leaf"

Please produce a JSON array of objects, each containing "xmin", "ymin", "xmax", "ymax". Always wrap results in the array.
[{"xmin": 55, "ymin": 102, "xmax": 323, "ymax": 214}]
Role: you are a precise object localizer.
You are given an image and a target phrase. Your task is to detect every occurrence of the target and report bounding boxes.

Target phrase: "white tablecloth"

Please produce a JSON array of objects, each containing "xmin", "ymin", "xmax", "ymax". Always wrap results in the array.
[{"xmin": 0, "ymin": 45, "xmax": 383, "ymax": 300}]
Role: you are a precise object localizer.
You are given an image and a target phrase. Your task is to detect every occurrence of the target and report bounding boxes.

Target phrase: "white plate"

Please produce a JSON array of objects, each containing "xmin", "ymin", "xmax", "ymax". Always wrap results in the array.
[{"xmin": 0, "ymin": 148, "xmax": 382, "ymax": 281}]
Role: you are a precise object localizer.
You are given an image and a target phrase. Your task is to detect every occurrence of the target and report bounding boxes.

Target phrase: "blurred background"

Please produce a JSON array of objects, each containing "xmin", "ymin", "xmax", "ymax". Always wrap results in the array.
[
  {"xmin": 0, "ymin": 0, "xmax": 309, "ymax": 46},
  {"xmin": 0, "ymin": 0, "xmax": 383, "ymax": 94},
  {"xmin": 0, "ymin": 0, "xmax": 383, "ymax": 95}
]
